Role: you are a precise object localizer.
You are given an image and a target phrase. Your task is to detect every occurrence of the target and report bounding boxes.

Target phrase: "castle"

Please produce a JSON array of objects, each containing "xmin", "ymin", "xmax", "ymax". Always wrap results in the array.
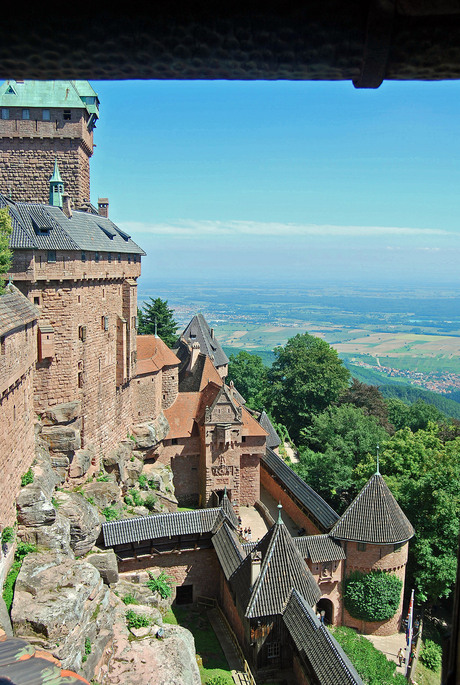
[{"xmin": 0, "ymin": 80, "xmax": 414, "ymax": 684}]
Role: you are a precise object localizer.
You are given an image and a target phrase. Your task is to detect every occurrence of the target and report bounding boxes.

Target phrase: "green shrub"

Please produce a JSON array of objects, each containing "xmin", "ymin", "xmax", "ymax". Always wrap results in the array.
[
  {"xmin": 206, "ymin": 677, "xmax": 228, "ymax": 685},
  {"xmin": 138, "ymin": 474, "xmax": 147, "ymax": 489},
  {"xmin": 122, "ymin": 593, "xmax": 139, "ymax": 605},
  {"xmin": 125, "ymin": 609, "xmax": 151, "ymax": 629},
  {"xmin": 129, "ymin": 489, "xmax": 144, "ymax": 507},
  {"xmin": 1, "ymin": 527, "xmax": 14, "ymax": 544},
  {"xmin": 86, "ymin": 496, "xmax": 95, "ymax": 505},
  {"xmin": 343, "ymin": 570, "xmax": 402, "ymax": 622},
  {"xmin": 96, "ymin": 471, "xmax": 109, "ymax": 482},
  {"xmin": 15, "ymin": 541, "xmax": 37, "ymax": 561},
  {"xmin": 2, "ymin": 542, "xmax": 37, "ymax": 612},
  {"xmin": 420, "ymin": 640, "xmax": 442, "ymax": 671},
  {"xmin": 124, "ymin": 495, "xmax": 134, "ymax": 506},
  {"xmin": 85, "ymin": 637, "xmax": 92, "ymax": 655},
  {"xmin": 144, "ymin": 494, "xmax": 157, "ymax": 511},
  {"xmin": 146, "ymin": 571, "xmax": 173, "ymax": 599},
  {"xmin": 20, "ymin": 469, "xmax": 34, "ymax": 486},
  {"xmin": 103, "ymin": 506, "xmax": 119, "ymax": 521}
]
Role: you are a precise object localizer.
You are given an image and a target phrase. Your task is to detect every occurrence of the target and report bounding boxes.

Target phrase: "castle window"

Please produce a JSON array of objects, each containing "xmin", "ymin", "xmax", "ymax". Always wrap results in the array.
[
  {"xmin": 1, "ymin": 108, "xmax": 8, "ymax": 120},
  {"xmin": 171, "ymin": 438, "xmax": 178, "ymax": 445},
  {"xmin": 22, "ymin": 109, "xmax": 29, "ymax": 120},
  {"xmin": 108, "ymin": 253, "xmax": 112, "ymax": 263},
  {"xmin": 103, "ymin": 316, "xmax": 109, "ymax": 331},
  {"xmin": 47, "ymin": 250, "xmax": 56, "ymax": 263},
  {"xmin": 34, "ymin": 296, "xmax": 40, "ymax": 305},
  {"xmin": 63, "ymin": 110, "xmax": 71, "ymax": 121},
  {"xmin": 267, "ymin": 643, "xmax": 280, "ymax": 659},
  {"xmin": 81, "ymin": 251, "xmax": 86, "ymax": 262},
  {"xmin": 79, "ymin": 325, "xmax": 87, "ymax": 342},
  {"xmin": 78, "ymin": 371, "xmax": 83, "ymax": 388},
  {"xmin": 42, "ymin": 109, "xmax": 50, "ymax": 121},
  {"xmin": 128, "ymin": 254, "xmax": 131, "ymax": 264},
  {"xmin": 95, "ymin": 251, "xmax": 100, "ymax": 263},
  {"xmin": 357, "ymin": 542, "xmax": 367, "ymax": 552},
  {"xmin": 242, "ymin": 436, "xmax": 246, "ymax": 443},
  {"xmin": 118, "ymin": 253, "xmax": 121, "ymax": 263},
  {"xmin": 394, "ymin": 542, "xmax": 403, "ymax": 552}
]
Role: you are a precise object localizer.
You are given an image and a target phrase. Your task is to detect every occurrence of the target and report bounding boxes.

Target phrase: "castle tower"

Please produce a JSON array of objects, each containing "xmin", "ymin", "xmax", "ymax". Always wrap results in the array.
[
  {"xmin": 330, "ymin": 472, "xmax": 414, "ymax": 635},
  {"xmin": 0, "ymin": 80, "xmax": 99, "ymax": 206}
]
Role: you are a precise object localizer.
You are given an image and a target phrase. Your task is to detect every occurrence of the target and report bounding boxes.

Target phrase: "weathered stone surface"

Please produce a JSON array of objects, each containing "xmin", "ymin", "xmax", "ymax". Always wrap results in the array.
[
  {"xmin": 68, "ymin": 448, "xmax": 93, "ymax": 478},
  {"xmin": 0, "ymin": 597, "xmax": 13, "ymax": 637},
  {"xmin": 125, "ymin": 456, "xmax": 143, "ymax": 485},
  {"xmin": 53, "ymin": 492, "xmax": 101, "ymax": 556},
  {"xmin": 81, "ymin": 482, "xmax": 122, "ymax": 511},
  {"xmin": 11, "ymin": 551, "xmax": 117, "ymax": 679},
  {"xmin": 114, "ymin": 574, "xmax": 172, "ymax": 614},
  {"xmin": 18, "ymin": 513, "xmax": 73, "ymax": 556},
  {"xmin": 31, "ymin": 450, "xmax": 61, "ymax": 496},
  {"xmin": 41, "ymin": 425, "xmax": 81, "ymax": 453},
  {"xmin": 96, "ymin": 603, "xmax": 200, "ymax": 685},
  {"xmin": 16, "ymin": 485, "xmax": 56, "ymax": 527},
  {"xmin": 131, "ymin": 413, "xmax": 170, "ymax": 450},
  {"xmin": 86, "ymin": 550, "xmax": 119, "ymax": 585},
  {"xmin": 41, "ymin": 401, "xmax": 81, "ymax": 426}
]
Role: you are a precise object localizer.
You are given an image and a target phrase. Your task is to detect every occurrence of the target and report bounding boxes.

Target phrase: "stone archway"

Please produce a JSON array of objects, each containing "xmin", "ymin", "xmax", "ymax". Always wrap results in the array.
[{"xmin": 317, "ymin": 598, "xmax": 334, "ymax": 625}]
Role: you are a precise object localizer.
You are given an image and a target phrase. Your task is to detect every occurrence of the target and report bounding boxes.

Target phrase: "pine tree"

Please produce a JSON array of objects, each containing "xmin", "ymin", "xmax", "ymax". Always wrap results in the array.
[{"xmin": 137, "ymin": 297, "xmax": 178, "ymax": 347}]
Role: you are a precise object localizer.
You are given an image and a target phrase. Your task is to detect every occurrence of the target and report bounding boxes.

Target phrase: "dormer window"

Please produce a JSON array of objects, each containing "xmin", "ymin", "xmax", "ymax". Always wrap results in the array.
[{"xmin": 22, "ymin": 109, "xmax": 29, "ymax": 120}]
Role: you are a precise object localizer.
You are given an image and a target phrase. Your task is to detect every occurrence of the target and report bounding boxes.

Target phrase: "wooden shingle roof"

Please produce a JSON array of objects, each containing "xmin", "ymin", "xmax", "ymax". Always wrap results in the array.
[
  {"xmin": 231, "ymin": 514, "xmax": 321, "ymax": 619},
  {"xmin": 330, "ymin": 473, "xmax": 414, "ymax": 545},
  {"xmin": 295, "ymin": 534, "xmax": 346, "ymax": 563},
  {"xmin": 212, "ymin": 522, "xmax": 244, "ymax": 580},
  {"xmin": 258, "ymin": 410, "xmax": 281, "ymax": 449},
  {"xmin": 283, "ymin": 590, "xmax": 364, "ymax": 685}
]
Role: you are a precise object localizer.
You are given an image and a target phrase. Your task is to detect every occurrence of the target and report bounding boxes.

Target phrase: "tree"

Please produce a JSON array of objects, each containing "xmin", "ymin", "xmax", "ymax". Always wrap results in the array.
[
  {"xmin": 227, "ymin": 351, "xmax": 268, "ymax": 410},
  {"xmin": 294, "ymin": 404, "xmax": 389, "ymax": 512},
  {"xmin": 0, "ymin": 208, "xmax": 12, "ymax": 293},
  {"xmin": 266, "ymin": 333, "xmax": 350, "ymax": 443},
  {"xmin": 137, "ymin": 297, "xmax": 178, "ymax": 347},
  {"xmin": 339, "ymin": 379, "xmax": 393, "ymax": 432},
  {"xmin": 387, "ymin": 398, "xmax": 445, "ymax": 432}
]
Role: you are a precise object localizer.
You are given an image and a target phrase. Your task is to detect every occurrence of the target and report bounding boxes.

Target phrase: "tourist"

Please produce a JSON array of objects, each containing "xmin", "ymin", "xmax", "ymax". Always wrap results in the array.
[{"xmin": 397, "ymin": 647, "xmax": 404, "ymax": 666}]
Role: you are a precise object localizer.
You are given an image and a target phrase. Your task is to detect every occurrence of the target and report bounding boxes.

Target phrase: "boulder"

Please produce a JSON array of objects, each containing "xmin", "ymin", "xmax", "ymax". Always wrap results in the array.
[
  {"xmin": 41, "ymin": 401, "xmax": 81, "ymax": 425},
  {"xmin": 68, "ymin": 448, "xmax": 93, "ymax": 478},
  {"xmin": 126, "ymin": 457, "xmax": 143, "ymax": 485},
  {"xmin": 53, "ymin": 492, "xmax": 101, "ymax": 556},
  {"xmin": 86, "ymin": 550, "xmax": 119, "ymax": 585},
  {"xmin": 18, "ymin": 513, "xmax": 73, "ymax": 556},
  {"xmin": 16, "ymin": 485, "xmax": 56, "ymax": 527},
  {"xmin": 41, "ymin": 425, "xmax": 81, "ymax": 453},
  {"xmin": 113, "ymin": 574, "xmax": 173, "ymax": 614},
  {"xmin": 0, "ymin": 597, "xmax": 13, "ymax": 637},
  {"xmin": 81, "ymin": 482, "xmax": 122, "ymax": 511},
  {"xmin": 131, "ymin": 413, "xmax": 170, "ymax": 450},
  {"xmin": 31, "ymin": 451, "xmax": 61, "ymax": 497},
  {"xmin": 11, "ymin": 551, "xmax": 117, "ymax": 678}
]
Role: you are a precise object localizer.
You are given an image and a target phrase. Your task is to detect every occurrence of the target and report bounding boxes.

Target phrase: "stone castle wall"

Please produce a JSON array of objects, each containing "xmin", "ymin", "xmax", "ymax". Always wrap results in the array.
[
  {"xmin": 154, "ymin": 439, "xmax": 201, "ymax": 507},
  {"xmin": 134, "ymin": 371, "xmax": 162, "ymax": 423},
  {"xmin": 0, "ymin": 109, "xmax": 93, "ymax": 206},
  {"xmin": 161, "ymin": 366, "xmax": 178, "ymax": 409},
  {"xmin": 239, "ymin": 453, "xmax": 260, "ymax": 505},
  {"xmin": 0, "ymin": 320, "xmax": 37, "ymax": 526}
]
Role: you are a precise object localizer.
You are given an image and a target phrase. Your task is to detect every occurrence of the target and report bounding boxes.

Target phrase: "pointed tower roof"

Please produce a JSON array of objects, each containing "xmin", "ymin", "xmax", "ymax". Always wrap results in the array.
[
  {"xmin": 220, "ymin": 488, "xmax": 239, "ymax": 529},
  {"xmin": 181, "ymin": 313, "xmax": 229, "ymax": 368},
  {"xmin": 330, "ymin": 473, "xmax": 414, "ymax": 545},
  {"xmin": 49, "ymin": 160, "xmax": 63, "ymax": 183},
  {"xmin": 232, "ymin": 509, "xmax": 321, "ymax": 618}
]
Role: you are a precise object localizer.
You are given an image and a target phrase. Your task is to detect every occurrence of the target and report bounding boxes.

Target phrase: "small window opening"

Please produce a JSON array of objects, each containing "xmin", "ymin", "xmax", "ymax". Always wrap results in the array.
[
  {"xmin": 34, "ymin": 296, "xmax": 40, "ymax": 305},
  {"xmin": 81, "ymin": 251, "xmax": 86, "ymax": 262},
  {"xmin": 42, "ymin": 109, "xmax": 50, "ymax": 121},
  {"xmin": 63, "ymin": 110, "xmax": 71, "ymax": 121},
  {"xmin": 357, "ymin": 542, "xmax": 367, "ymax": 552},
  {"xmin": 47, "ymin": 250, "xmax": 56, "ymax": 263},
  {"xmin": 1, "ymin": 108, "xmax": 9, "ymax": 120},
  {"xmin": 22, "ymin": 109, "xmax": 29, "ymax": 120}
]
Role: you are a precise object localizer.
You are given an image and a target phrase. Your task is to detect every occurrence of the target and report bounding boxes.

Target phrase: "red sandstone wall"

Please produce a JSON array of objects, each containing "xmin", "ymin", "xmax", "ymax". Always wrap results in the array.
[
  {"xmin": 308, "ymin": 559, "xmax": 344, "ymax": 626},
  {"xmin": 119, "ymin": 548, "xmax": 220, "ymax": 601},
  {"xmin": 133, "ymin": 371, "xmax": 162, "ymax": 422},
  {"xmin": 154, "ymin": 439, "xmax": 201, "ymax": 506},
  {"xmin": 342, "ymin": 541, "xmax": 408, "ymax": 635},
  {"xmin": 239, "ymin": 454, "xmax": 260, "ymax": 505},
  {"xmin": 293, "ymin": 654, "xmax": 312, "ymax": 685},
  {"xmin": 260, "ymin": 465, "xmax": 322, "ymax": 536},
  {"xmin": 161, "ymin": 366, "xmax": 178, "ymax": 409},
  {"xmin": 220, "ymin": 574, "xmax": 246, "ymax": 649}
]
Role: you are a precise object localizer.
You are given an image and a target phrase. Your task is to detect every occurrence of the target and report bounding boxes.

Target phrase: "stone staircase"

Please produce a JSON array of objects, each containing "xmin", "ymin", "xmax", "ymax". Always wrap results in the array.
[{"xmin": 207, "ymin": 607, "xmax": 255, "ymax": 685}]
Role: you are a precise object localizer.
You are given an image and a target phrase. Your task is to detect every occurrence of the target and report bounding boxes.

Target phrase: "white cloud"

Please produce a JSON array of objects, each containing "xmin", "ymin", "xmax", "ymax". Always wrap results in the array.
[{"xmin": 119, "ymin": 219, "xmax": 454, "ymax": 239}]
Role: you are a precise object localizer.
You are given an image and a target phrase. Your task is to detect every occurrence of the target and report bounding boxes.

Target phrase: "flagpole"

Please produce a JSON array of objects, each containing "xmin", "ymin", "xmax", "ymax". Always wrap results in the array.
[{"xmin": 405, "ymin": 588, "xmax": 415, "ymax": 678}]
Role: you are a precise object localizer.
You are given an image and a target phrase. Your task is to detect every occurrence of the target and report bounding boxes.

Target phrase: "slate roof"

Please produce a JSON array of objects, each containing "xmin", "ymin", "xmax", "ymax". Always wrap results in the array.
[
  {"xmin": 212, "ymin": 522, "xmax": 245, "ymax": 580},
  {"xmin": 295, "ymin": 535, "xmax": 346, "ymax": 563},
  {"xmin": 330, "ymin": 473, "xmax": 415, "ymax": 545},
  {"xmin": 220, "ymin": 489, "xmax": 239, "ymax": 529},
  {"xmin": 231, "ymin": 515, "xmax": 321, "ymax": 618},
  {"xmin": 258, "ymin": 410, "xmax": 281, "ymax": 449},
  {"xmin": 0, "ymin": 284, "xmax": 39, "ymax": 336},
  {"xmin": 0, "ymin": 79, "xmax": 99, "ymax": 117},
  {"xmin": 102, "ymin": 508, "xmax": 222, "ymax": 547},
  {"xmin": 283, "ymin": 590, "xmax": 364, "ymax": 685},
  {"xmin": 181, "ymin": 313, "xmax": 229, "ymax": 368},
  {"xmin": 0, "ymin": 195, "xmax": 145, "ymax": 255},
  {"xmin": 262, "ymin": 448, "xmax": 339, "ymax": 532}
]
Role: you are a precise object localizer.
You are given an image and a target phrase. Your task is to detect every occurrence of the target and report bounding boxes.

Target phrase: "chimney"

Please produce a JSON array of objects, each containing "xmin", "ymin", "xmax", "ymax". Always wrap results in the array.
[
  {"xmin": 62, "ymin": 193, "xmax": 73, "ymax": 218},
  {"xmin": 187, "ymin": 342, "xmax": 201, "ymax": 372},
  {"xmin": 250, "ymin": 551, "xmax": 262, "ymax": 587},
  {"xmin": 229, "ymin": 380, "xmax": 234, "ymax": 398},
  {"xmin": 210, "ymin": 328, "xmax": 215, "ymax": 339},
  {"xmin": 98, "ymin": 198, "xmax": 109, "ymax": 218}
]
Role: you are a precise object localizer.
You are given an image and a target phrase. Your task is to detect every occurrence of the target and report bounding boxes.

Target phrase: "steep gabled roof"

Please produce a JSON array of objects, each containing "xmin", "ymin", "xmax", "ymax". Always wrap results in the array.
[
  {"xmin": 0, "ymin": 195, "xmax": 145, "ymax": 255},
  {"xmin": 0, "ymin": 79, "xmax": 99, "ymax": 118},
  {"xmin": 263, "ymin": 448, "xmax": 339, "ymax": 532},
  {"xmin": 212, "ymin": 522, "xmax": 245, "ymax": 580},
  {"xmin": 283, "ymin": 590, "xmax": 364, "ymax": 685},
  {"xmin": 295, "ymin": 534, "xmax": 346, "ymax": 563},
  {"xmin": 136, "ymin": 335, "xmax": 180, "ymax": 375},
  {"xmin": 330, "ymin": 473, "xmax": 414, "ymax": 545},
  {"xmin": 181, "ymin": 313, "xmax": 228, "ymax": 368},
  {"xmin": 231, "ymin": 512, "xmax": 321, "ymax": 618},
  {"xmin": 0, "ymin": 284, "xmax": 39, "ymax": 336},
  {"xmin": 258, "ymin": 410, "xmax": 281, "ymax": 449}
]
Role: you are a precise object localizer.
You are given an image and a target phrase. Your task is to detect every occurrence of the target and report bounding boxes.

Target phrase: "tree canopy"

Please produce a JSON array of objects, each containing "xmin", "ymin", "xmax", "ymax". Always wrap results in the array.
[
  {"xmin": 137, "ymin": 297, "xmax": 178, "ymax": 348},
  {"xmin": 227, "ymin": 351, "xmax": 267, "ymax": 410},
  {"xmin": 0, "ymin": 208, "xmax": 12, "ymax": 293},
  {"xmin": 266, "ymin": 333, "xmax": 350, "ymax": 442}
]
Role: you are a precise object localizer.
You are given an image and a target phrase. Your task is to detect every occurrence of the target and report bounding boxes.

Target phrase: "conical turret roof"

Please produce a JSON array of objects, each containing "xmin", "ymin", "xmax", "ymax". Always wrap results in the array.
[{"xmin": 330, "ymin": 473, "xmax": 414, "ymax": 545}]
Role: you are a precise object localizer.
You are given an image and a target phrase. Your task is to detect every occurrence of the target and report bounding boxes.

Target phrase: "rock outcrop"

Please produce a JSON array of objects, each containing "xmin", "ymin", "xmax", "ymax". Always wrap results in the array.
[{"xmin": 52, "ymin": 492, "xmax": 101, "ymax": 556}]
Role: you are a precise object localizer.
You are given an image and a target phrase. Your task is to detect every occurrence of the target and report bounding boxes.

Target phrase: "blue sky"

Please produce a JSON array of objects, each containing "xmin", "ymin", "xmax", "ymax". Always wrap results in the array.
[{"xmin": 90, "ymin": 80, "xmax": 460, "ymax": 288}]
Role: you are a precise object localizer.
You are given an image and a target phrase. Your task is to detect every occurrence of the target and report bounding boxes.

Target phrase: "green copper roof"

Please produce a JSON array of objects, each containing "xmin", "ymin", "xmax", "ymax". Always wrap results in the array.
[
  {"xmin": 49, "ymin": 160, "xmax": 63, "ymax": 183},
  {"xmin": 0, "ymin": 80, "xmax": 99, "ymax": 118}
]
